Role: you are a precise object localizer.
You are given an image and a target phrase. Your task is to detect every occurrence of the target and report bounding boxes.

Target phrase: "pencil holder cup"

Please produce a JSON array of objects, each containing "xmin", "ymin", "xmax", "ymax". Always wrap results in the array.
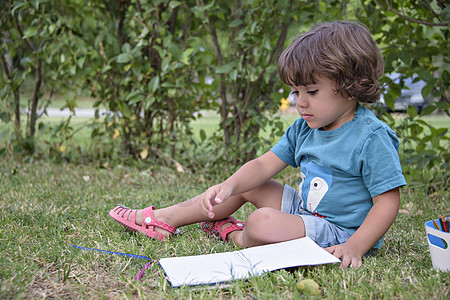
[{"xmin": 425, "ymin": 219, "xmax": 450, "ymax": 271}]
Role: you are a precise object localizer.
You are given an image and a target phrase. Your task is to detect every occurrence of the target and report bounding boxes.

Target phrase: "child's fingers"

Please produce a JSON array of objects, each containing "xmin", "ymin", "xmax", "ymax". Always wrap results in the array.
[
  {"xmin": 215, "ymin": 188, "xmax": 232, "ymax": 204},
  {"xmin": 340, "ymin": 256, "xmax": 351, "ymax": 269},
  {"xmin": 201, "ymin": 202, "xmax": 215, "ymax": 219},
  {"xmin": 350, "ymin": 257, "xmax": 362, "ymax": 268},
  {"xmin": 324, "ymin": 245, "xmax": 335, "ymax": 254},
  {"xmin": 201, "ymin": 184, "xmax": 229, "ymax": 218},
  {"xmin": 325, "ymin": 245, "xmax": 362, "ymax": 269},
  {"xmin": 201, "ymin": 191, "xmax": 218, "ymax": 218}
]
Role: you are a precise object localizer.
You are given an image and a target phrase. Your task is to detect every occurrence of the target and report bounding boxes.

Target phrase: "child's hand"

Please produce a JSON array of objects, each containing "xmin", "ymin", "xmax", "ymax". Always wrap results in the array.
[
  {"xmin": 200, "ymin": 184, "xmax": 233, "ymax": 219},
  {"xmin": 325, "ymin": 243, "xmax": 363, "ymax": 269}
]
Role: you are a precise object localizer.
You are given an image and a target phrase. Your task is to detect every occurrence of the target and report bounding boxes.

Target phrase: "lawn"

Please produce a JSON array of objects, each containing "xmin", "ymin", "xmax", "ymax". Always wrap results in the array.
[
  {"xmin": 19, "ymin": 109, "xmax": 450, "ymax": 151},
  {"xmin": 0, "ymin": 154, "xmax": 448, "ymax": 298}
]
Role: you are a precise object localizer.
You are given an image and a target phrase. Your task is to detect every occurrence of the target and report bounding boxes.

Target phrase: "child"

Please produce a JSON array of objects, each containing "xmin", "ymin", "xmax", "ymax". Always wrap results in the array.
[{"xmin": 109, "ymin": 21, "xmax": 406, "ymax": 268}]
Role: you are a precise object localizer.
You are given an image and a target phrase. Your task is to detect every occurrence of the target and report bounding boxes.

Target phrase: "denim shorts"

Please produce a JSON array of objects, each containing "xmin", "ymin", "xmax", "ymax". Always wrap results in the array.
[{"xmin": 281, "ymin": 184, "xmax": 351, "ymax": 248}]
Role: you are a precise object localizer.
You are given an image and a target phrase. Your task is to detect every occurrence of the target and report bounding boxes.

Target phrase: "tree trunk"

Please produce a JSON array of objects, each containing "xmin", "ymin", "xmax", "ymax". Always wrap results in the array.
[
  {"xmin": 28, "ymin": 61, "xmax": 42, "ymax": 139},
  {"xmin": 0, "ymin": 52, "xmax": 22, "ymax": 141},
  {"xmin": 13, "ymin": 89, "xmax": 21, "ymax": 140}
]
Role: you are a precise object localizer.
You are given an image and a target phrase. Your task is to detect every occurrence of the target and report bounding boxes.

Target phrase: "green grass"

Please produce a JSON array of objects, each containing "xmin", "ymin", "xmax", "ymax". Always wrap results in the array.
[
  {"xmin": 0, "ymin": 157, "xmax": 448, "ymax": 298},
  {"xmin": 1, "ymin": 108, "xmax": 448, "ymax": 151}
]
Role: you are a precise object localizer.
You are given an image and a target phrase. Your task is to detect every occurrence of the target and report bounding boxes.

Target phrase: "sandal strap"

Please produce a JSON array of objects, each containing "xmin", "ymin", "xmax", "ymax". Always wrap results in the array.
[
  {"xmin": 110, "ymin": 205, "xmax": 176, "ymax": 240},
  {"xmin": 202, "ymin": 216, "xmax": 245, "ymax": 242},
  {"xmin": 141, "ymin": 206, "xmax": 177, "ymax": 234}
]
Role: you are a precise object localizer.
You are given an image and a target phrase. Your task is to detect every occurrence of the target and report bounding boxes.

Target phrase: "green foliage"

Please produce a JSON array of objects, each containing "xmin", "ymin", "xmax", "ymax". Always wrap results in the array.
[
  {"xmin": 191, "ymin": 1, "xmax": 326, "ymax": 168},
  {"xmin": 81, "ymin": 0, "xmax": 212, "ymax": 164},
  {"xmin": 361, "ymin": 0, "xmax": 448, "ymax": 114},
  {"xmin": 358, "ymin": 0, "xmax": 449, "ymax": 184},
  {"xmin": 0, "ymin": 0, "xmax": 448, "ymax": 175},
  {"xmin": 0, "ymin": 0, "xmax": 95, "ymax": 152},
  {"xmin": 383, "ymin": 113, "xmax": 449, "ymax": 188}
]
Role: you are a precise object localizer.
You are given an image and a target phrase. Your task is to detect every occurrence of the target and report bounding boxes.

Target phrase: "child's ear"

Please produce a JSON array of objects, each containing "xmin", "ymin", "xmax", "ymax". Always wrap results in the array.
[{"xmin": 343, "ymin": 90, "xmax": 356, "ymax": 101}]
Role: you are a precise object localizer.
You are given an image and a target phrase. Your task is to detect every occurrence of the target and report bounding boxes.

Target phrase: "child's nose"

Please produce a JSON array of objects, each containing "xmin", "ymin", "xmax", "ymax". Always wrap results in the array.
[{"xmin": 296, "ymin": 94, "xmax": 308, "ymax": 108}]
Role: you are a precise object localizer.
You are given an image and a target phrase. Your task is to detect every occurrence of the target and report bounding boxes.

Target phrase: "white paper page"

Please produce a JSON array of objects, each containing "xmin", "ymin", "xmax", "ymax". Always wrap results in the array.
[
  {"xmin": 159, "ymin": 251, "xmax": 261, "ymax": 287},
  {"xmin": 159, "ymin": 237, "xmax": 340, "ymax": 287},
  {"xmin": 239, "ymin": 237, "xmax": 341, "ymax": 273}
]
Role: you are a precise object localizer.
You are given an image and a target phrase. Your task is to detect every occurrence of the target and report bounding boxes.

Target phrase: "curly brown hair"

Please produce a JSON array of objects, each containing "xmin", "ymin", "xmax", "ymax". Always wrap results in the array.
[{"xmin": 278, "ymin": 21, "xmax": 384, "ymax": 103}]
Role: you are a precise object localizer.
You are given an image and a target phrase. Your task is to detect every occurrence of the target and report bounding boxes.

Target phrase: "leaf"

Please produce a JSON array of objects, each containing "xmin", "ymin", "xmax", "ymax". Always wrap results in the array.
[
  {"xmin": 229, "ymin": 19, "xmax": 244, "ymax": 27},
  {"xmin": 398, "ymin": 51, "xmax": 411, "ymax": 65},
  {"xmin": 140, "ymin": 146, "xmax": 149, "ymax": 159},
  {"xmin": 406, "ymin": 105, "xmax": 418, "ymax": 119},
  {"xmin": 20, "ymin": 57, "xmax": 33, "ymax": 66},
  {"xmin": 143, "ymin": 97, "xmax": 156, "ymax": 110},
  {"xmin": 168, "ymin": 42, "xmax": 182, "ymax": 57},
  {"xmin": 216, "ymin": 61, "xmax": 237, "ymax": 74},
  {"xmin": 123, "ymin": 63, "xmax": 132, "ymax": 72},
  {"xmin": 23, "ymin": 27, "xmax": 38, "ymax": 39},
  {"xmin": 161, "ymin": 57, "xmax": 170, "ymax": 72},
  {"xmin": 118, "ymin": 101, "xmax": 131, "ymax": 118},
  {"xmin": 12, "ymin": 2, "xmax": 27, "ymax": 15},
  {"xmin": 31, "ymin": 0, "xmax": 40, "ymax": 10},
  {"xmin": 77, "ymin": 56, "xmax": 86, "ymax": 68},
  {"xmin": 0, "ymin": 112, "xmax": 11, "ymax": 123},
  {"xmin": 175, "ymin": 162, "xmax": 185, "ymax": 173},
  {"xmin": 420, "ymin": 105, "xmax": 436, "ymax": 116},
  {"xmin": 101, "ymin": 65, "xmax": 112, "ymax": 73},
  {"xmin": 199, "ymin": 129, "xmax": 206, "ymax": 142},
  {"xmin": 126, "ymin": 90, "xmax": 141, "ymax": 101},
  {"xmin": 148, "ymin": 76, "xmax": 160, "ymax": 93},
  {"xmin": 117, "ymin": 53, "xmax": 133, "ymax": 63},
  {"xmin": 180, "ymin": 48, "xmax": 195, "ymax": 65},
  {"xmin": 385, "ymin": 98, "xmax": 396, "ymax": 112},
  {"xmin": 169, "ymin": 1, "xmax": 182, "ymax": 9},
  {"xmin": 417, "ymin": 68, "xmax": 433, "ymax": 84},
  {"xmin": 161, "ymin": 82, "xmax": 177, "ymax": 88},
  {"xmin": 230, "ymin": 69, "xmax": 238, "ymax": 81},
  {"xmin": 113, "ymin": 129, "xmax": 120, "ymax": 139},
  {"xmin": 421, "ymin": 84, "xmax": 433, "ymax": 99}
]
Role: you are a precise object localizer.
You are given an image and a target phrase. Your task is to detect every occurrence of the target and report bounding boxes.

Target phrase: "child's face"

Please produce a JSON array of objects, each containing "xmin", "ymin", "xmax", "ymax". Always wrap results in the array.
[{"xmin": 290, "ymin": 76, "xmax": 357, "ymax": 131}]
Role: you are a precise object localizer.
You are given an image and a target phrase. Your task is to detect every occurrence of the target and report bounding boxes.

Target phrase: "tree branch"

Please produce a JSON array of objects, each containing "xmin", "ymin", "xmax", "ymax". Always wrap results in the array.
[
  {"xmin": 374, "ymin": 0, "xmax": 447, "ymax": 27},
  {"xmin": 11, "ymin": 1, "xmax": 35, "ymax": 53},
  {"xmin": 196, "ymin": 0, "xmax": 230, "ymax": 148},
  {"xmin": 0, "ymin": 53, "xmax": 12, "ymax": 81}
]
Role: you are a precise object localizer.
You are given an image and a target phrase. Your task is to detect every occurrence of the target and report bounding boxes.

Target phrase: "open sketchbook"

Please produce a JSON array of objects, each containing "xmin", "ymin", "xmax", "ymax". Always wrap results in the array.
[{"xmin": 158, "ymin": 237, "xmax": 340, "ymax": 287}]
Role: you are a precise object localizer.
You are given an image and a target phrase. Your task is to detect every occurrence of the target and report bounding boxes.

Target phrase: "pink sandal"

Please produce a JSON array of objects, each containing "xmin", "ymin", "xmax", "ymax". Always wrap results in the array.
[
  {"xmin": 201, "ymin": 216, "xmax": 245, "ymax": 242},
  {"xmin": 109, "ymin": 205, "xmax": 176, "ymax": 240}
]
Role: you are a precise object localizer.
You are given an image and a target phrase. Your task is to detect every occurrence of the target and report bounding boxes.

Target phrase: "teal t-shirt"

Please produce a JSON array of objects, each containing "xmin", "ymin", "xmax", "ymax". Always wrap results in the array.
[{"xmin": 271, "ymin": 104, "xmax": 406, "ymax": 246}]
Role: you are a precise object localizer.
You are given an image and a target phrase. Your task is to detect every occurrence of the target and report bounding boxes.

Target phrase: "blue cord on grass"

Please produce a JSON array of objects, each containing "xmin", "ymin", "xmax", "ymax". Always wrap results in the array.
[{"xmin": 70, "ymin": 245, "xmax": 151, "ymax": 280}]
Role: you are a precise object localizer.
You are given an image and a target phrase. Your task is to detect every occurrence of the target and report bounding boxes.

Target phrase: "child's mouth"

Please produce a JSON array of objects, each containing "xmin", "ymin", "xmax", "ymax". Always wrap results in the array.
[{"xmin": 302, "ymin": 114, "xmax": 313, "ymax": 120}]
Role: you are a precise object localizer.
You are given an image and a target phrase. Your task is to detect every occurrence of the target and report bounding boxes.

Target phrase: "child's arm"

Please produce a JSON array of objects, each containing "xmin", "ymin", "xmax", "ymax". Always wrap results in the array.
[
  {"xmin": 201, "ymin": 151, "xmax": 289, "ymax": 218},
  {"xmin": 325, "ymin": 187, "xmax": 400, "ymax": 268}
]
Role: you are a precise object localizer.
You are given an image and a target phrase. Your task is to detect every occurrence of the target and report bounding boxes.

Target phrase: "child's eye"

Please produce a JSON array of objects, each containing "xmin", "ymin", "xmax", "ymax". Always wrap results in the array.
[
  {"xmin": 290, "ymin": 91, "xmax": 299, "ymax": 96},
  {"xmin": 307, "ymin": 90, "xmax": 318, "ymax": 95}
]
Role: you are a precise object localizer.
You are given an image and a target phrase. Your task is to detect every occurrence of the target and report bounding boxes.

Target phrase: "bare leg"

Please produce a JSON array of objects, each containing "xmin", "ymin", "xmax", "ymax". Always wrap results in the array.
[
  {"xmin": 229, "ymin": 208, "xmax": 306, "ymax": 247},
  {"xmin": 133, "ymin": 179, "xmax": 286, "ymax": 237}
]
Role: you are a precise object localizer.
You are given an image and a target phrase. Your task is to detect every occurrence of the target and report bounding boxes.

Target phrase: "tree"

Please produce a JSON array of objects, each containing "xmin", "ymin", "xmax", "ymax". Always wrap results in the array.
[
  {"xmin": 82, "ymin": 0, "xmax": 212, "ymax": 166},
  {"xmin": 1, "ymin": 0, "xmax": 447, "ymax": 179},
  {"xmin": 192, "ymin": 0, "xmax": 322, "ymax": 167},
  {"xmin": 0, "ymin": 0, "xmax": 92, "ymax": 152},
  {"xmin": 359, "ymin": 0, "xmax": 449, "ymax": 182}
]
